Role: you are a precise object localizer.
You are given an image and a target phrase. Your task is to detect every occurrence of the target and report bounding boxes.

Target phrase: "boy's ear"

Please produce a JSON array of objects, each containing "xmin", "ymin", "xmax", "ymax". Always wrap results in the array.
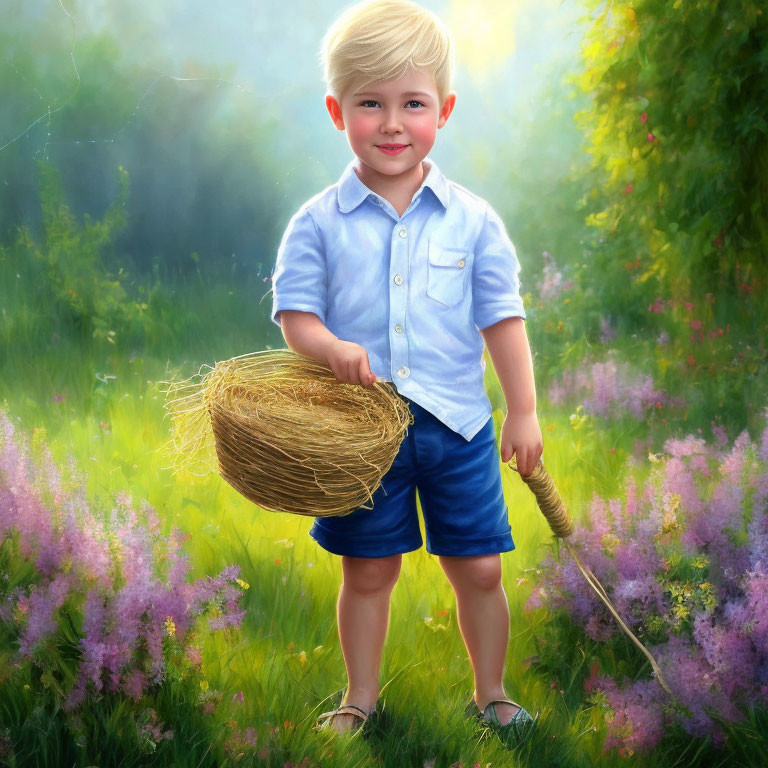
[
  {"xmin": 326, "ymin": 95, "xmax": 345, "ymax": 130},
  {"xmin": 437, "ymin": 91, "xmax": 457, "ymax": 129}
]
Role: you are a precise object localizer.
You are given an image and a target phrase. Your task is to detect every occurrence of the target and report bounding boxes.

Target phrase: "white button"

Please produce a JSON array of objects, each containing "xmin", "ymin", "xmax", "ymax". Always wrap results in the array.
[
  {"xmin": 457, "ymin": 259, "xmax": 466, "ymax": 268},
  {"xmin": 399, "ymin": 228, "xmax": 408, "ymax": 238},
  {"xmin": 397, "ymin": 366, "xmax": 410, "ymax": 378},
  {"xmin": 393, "ymin": 274, "xmax": 403, "ymax": 285},
  {"xmin": 394, "ymin": 324, "xmax": 403, "ymax": 333}
]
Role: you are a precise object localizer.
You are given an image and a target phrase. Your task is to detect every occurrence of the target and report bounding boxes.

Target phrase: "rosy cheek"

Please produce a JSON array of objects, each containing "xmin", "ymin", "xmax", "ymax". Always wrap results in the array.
[
  {"xmin": 408, "ymin": 121, "xmax": 437, "ymax": 143},
  {"xmin": 347, "ymin": 114, "xmax": 377, "ymax": 135}
]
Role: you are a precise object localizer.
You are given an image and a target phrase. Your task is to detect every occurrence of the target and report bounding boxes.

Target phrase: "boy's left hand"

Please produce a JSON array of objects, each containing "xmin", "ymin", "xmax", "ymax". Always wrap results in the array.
[{"xmin": 500, "ymin": 411, "xmax": 543, "ymax": 477}]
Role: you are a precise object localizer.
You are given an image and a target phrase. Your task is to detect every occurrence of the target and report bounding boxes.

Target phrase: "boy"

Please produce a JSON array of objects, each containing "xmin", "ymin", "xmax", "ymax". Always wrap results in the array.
[{"xmin": 270, "ymin": 0, "xmax": 542, "ymax": 743}]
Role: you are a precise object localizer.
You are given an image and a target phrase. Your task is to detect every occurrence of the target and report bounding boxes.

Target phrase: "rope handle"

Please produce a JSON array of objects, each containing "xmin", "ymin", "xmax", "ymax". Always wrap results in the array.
[
  {"xmin": 507, "ymin": 454, "xmax": 673, "ymax": 697},
  {"xmin": 508, "ymin": 455, "xmax": 574, "ymax": 538}
]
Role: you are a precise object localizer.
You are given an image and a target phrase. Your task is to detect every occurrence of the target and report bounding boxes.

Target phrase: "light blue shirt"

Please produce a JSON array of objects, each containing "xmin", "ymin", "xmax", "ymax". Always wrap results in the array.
[{"xmin": 271, "ymin": 156, "xmax": 527, "ymax": 441}]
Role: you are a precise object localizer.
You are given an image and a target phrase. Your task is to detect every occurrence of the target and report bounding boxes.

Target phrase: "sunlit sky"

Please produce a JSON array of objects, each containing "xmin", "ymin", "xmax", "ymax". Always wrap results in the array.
[
  {"xmin": 67, "ymin": 0, "xmax": 588, "ymax": 182},
  {"xmin": 4, "ymin": 0, "xmax": 590, "ymax": 235}
]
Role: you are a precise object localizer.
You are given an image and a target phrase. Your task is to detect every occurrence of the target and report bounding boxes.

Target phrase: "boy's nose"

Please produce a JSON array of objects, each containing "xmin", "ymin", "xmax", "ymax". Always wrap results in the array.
[{"xmin": 380, "ymin": 110, "xmax": 404, "ymax": 133}]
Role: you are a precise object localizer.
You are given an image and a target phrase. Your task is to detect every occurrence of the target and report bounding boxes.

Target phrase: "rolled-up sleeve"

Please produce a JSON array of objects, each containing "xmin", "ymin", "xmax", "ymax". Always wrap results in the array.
[
  {"xmin": 471, "ymin": 203, "xmax": 527, "ymax": 329},
  {"xmin": 271, "ymin": 207, "xmax": 327, "ymax": 327}
]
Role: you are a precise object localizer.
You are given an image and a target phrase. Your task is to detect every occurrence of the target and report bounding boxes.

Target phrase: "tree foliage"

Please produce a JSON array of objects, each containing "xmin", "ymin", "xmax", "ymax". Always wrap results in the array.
[{"xmin": 573, "ymin": 1, "xmax": 767, "ymax": 318}]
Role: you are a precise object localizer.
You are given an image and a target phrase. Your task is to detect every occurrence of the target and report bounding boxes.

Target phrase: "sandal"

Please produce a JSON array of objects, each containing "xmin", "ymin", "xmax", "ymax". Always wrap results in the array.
[
  {"xmin": 314, "ymin": 703, "xmax": 376, "ymax": 734},
  {"xmin": 466, "ymin": 695, "xmax": 538, "ymax": 747}
]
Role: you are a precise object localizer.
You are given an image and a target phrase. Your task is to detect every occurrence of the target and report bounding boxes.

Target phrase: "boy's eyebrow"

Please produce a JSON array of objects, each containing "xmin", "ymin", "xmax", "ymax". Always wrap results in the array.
[{"xmin": 353, "ymin": 90, "xmax": 433, "ymax": 99}]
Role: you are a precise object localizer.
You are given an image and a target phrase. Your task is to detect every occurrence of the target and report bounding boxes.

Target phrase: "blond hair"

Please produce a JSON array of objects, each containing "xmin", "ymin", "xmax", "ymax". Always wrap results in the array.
[{"xmin": 320, "ymin": 0, "xmax": 455, "ymax": 106}]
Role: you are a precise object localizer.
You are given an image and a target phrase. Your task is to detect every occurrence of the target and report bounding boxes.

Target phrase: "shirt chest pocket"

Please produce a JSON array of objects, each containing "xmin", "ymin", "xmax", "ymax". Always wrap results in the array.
[{"xmin": 426, "ymin": 242, "xmax": 470, "ymax": 307}]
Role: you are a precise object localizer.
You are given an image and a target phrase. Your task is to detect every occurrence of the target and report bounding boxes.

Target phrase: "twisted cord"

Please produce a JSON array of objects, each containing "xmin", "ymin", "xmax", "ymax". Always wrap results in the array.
[{"xmin": 509, "ymin": 456, "xmax": 673, "ymax": 698}]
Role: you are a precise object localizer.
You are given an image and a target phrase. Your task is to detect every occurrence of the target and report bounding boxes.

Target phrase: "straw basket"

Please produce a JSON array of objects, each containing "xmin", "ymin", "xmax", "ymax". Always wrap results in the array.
[{"xmin": 160, "ymin": 350, "xmax": 412, "ymax": 517}]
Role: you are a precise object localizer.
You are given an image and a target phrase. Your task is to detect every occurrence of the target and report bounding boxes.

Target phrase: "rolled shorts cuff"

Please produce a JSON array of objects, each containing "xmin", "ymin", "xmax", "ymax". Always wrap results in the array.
[
  {"xmin": 426, "ymin": 529, "xmax": 516, "ymax": 557},
  {"xmin": 309, "ymin": 524, "xmax": 423, "ymax": 558}
]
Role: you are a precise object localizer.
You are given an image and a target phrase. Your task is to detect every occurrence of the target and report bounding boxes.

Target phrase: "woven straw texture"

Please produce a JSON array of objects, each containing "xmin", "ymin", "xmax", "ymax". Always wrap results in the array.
[{"xmin": 160, "ymin": 350, "xmax": 413, "ymax": 517}]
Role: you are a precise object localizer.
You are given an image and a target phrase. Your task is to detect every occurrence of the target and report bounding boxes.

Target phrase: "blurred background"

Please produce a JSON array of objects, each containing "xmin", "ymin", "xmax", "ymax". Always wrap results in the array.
[
  {"xmin": 5, "ymin": 1, "xmax": 765, "ymax": 447},
  {"xmin": 1, "ymin": 0, "xmax": 589, "ymax": 366},
  {"xmin": 4, "ymin": 0, "xmax": 767, "ymax": 476}
]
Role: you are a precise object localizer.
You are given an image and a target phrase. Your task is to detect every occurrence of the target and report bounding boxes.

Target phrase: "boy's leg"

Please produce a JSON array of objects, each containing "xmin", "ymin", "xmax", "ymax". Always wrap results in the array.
[
  {"xmin": 332, "ymin": 553, "xmax": 402, "ymax": 732},
  {"xmin": 439, "ymin": 554, "xmax": 521, "ymax": 725}
]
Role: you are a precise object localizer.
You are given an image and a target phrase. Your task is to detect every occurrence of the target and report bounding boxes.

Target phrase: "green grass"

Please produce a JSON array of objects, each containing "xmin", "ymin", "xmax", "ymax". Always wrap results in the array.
[{"xmin": 1, "ymin": 287, "xmax": 767, "ymax": 767}]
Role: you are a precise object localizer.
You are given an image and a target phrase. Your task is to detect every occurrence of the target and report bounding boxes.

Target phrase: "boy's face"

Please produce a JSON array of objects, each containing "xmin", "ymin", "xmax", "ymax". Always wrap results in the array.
[{"xmin": 326, "ymin": 67, "xmax": 456, "ymax": 184}]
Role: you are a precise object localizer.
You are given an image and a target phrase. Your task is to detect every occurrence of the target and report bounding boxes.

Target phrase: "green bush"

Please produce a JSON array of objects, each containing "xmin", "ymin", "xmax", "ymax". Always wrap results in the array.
[{"xmin": 1, "ymin": 160, "xmax": 149, "ymax": 349}]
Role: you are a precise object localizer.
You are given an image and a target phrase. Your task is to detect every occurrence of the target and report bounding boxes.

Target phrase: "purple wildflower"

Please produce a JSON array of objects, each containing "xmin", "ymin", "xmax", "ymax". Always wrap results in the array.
[
  {"xmin": 529, "ymin": 412, "xmax": 768, "ymax": 752},
  {"xmin": 0, "ymin": 406, "xmax": 248, "ymax": 710}
]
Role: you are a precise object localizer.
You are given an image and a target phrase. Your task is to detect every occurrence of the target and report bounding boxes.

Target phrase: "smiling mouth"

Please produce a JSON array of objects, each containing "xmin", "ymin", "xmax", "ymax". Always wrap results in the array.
[{"xmin": 377, "ymin": 144, "xmax": 408, "ymax": 149}]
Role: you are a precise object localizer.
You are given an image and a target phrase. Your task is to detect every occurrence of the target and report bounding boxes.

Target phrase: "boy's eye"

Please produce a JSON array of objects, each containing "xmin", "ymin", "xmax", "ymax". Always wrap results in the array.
[{"xmin": 358, "ymin": 100, "xmax": 425, "ymax": 108}]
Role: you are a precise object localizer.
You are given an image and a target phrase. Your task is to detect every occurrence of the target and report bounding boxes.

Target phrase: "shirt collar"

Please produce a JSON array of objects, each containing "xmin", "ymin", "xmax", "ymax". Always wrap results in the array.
[{"xmin": 336, "ymin": 155, "xmax": 451, "ymax": 213}]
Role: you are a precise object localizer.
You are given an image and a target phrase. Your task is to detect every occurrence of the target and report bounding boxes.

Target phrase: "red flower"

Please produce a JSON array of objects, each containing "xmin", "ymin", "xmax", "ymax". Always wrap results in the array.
[
  {"xmin": 647, "ymin": 132, "xmax": 655, "ymax": 142},
  {"xmin": 625, "ymin": 183, "xmax": 633, "ymax": 195},
  {"xmin": 690, "ymin": 320, "xmax": 702, "ymax": 330},
  {"xmin": 686, "ymin": 355, "xmax": 696, "ymax": 366},
  {"xmin": 640, "ymin": 112, "xmax": 648, "ymax": 123}
]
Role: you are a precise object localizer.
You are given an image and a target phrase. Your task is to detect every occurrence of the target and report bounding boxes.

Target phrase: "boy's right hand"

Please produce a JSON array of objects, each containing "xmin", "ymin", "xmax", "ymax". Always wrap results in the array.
[{"xmin": 324, "ymin": 339, "xmax": 377, "ymax": 387}]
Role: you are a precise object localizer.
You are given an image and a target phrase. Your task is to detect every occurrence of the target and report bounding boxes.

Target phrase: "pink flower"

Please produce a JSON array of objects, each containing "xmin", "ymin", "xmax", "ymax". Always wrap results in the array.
[
  {"xmin": 640, "ymin": 112, "xmax": 648, "ymax": 123},
  {"xmin": 647, "ymin": 133, "xmax": 655, "ymax": 142}
]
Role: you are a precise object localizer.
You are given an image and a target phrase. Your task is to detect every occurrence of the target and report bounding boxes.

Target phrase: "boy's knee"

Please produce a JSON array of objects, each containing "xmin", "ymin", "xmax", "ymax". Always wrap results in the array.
[
  {"xmin": 441, "ymin": 554, "xmax": 502, "ymax": 592},
  {"xmin": 342, "ymin": 554, "xmax": 402, "ymax": 595}
]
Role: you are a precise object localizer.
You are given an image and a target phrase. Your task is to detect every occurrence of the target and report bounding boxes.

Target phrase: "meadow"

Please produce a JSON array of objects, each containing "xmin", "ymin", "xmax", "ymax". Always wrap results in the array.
[
  {"xmin": 0, "ymin": 270, "xmax": 605, "ymax": 768},
  {"xmin": 2, "ymin": 1, "xmax": 768, "ymax": 766},
  {"xmin": 2, "ymin": 244, "xmax": 767, "ymax": 767}
]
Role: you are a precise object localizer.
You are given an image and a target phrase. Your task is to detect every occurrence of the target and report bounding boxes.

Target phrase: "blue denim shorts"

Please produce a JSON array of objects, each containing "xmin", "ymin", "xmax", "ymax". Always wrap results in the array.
[{"xmin": 309, "ymin": 399, "xmax": 515, "ymax": 558}]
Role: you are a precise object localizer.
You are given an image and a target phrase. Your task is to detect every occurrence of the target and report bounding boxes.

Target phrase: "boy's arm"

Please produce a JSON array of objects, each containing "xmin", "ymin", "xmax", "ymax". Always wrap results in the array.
[
  {"xmin": 279, "ymin": 310, "xmax": 377, "ymax": 387},
  {"xmin": 479, "ymin": 316, "xmax": 543, "ymax": 476}
]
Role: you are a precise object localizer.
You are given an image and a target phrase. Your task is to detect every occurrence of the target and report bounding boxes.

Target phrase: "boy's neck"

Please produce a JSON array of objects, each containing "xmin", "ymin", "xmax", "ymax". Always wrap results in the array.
[{"xmin": 353, "ymin": 159, "xmax": 429, "ymax": 217}]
